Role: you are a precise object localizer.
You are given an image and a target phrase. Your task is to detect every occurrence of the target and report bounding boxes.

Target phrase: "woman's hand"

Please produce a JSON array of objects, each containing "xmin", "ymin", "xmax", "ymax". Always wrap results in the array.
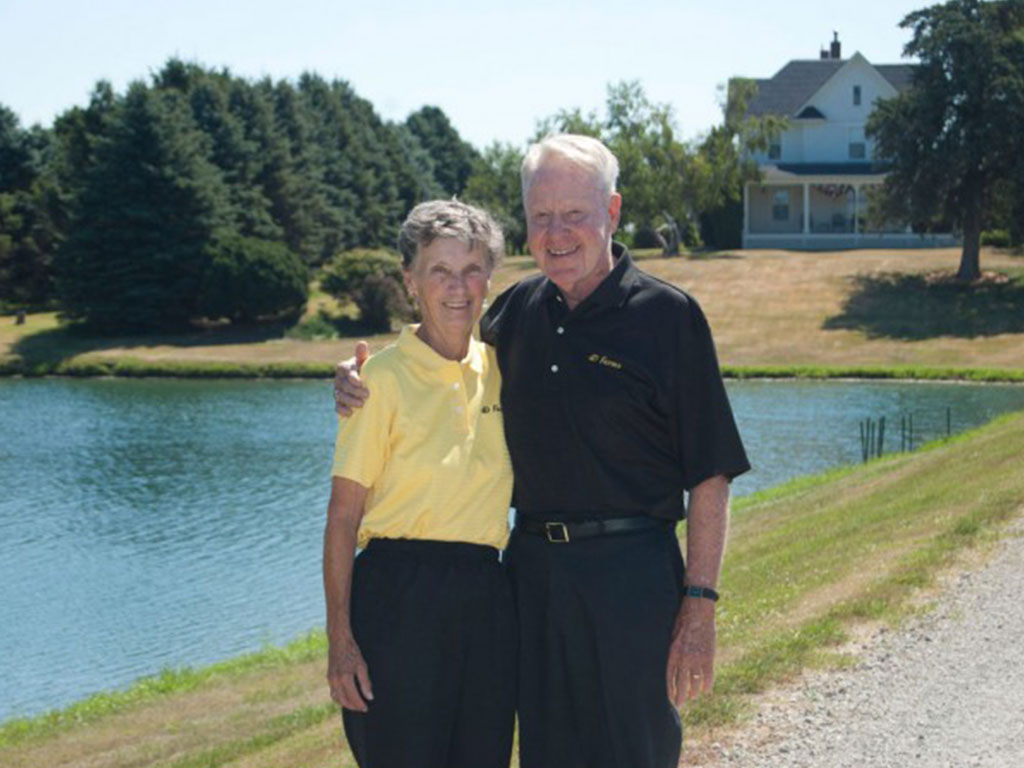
[
  {"xmin": 334, "ymin": 342, "xmax": 370, "ymax": 416},
  {"xmin": 327, "ymin": 632, "xmax": 374, "ymax": 711}
]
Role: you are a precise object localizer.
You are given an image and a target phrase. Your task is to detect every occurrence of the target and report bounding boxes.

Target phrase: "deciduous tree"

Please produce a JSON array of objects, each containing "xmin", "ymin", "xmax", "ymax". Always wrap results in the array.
[{"xmin": 867, "ymin": 0, "xmax": 1024, "ymax": 280}]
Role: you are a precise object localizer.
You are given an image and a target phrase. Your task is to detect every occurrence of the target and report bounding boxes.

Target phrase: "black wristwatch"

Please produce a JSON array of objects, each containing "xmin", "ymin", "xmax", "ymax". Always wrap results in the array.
[{"xmin": 682, "ymin": 584, "xmax": 720, "ymax": 602}]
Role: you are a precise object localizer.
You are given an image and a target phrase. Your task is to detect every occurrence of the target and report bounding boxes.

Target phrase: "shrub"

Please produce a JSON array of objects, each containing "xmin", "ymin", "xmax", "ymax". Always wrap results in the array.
[
  {"xmin": 198, "ymin": 236, "xmax": 309, "ymax": 323},
  {"xmin": 981, "ymin": 229, "xmax": 1011, "ymax": 248},
  {"xmin": 319, "ymin": 249, "xmax": 413, "ymax": 332}
]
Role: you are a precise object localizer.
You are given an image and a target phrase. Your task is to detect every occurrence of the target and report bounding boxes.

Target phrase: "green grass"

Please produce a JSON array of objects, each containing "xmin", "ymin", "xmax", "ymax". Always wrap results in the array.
[
  {"xmin": 0, "ymin": 631, "xmax": 328, "ymax": 748},
  {"xmin": 722, "ymin": 364, "xmax": 1024, "ymax": 383},
  {"xmin": 0, "ymin": 356, "xmax": 335, "ymax": 378},
  {"xmin": 162, "ymin": 702, "xmax": 337, "ymax": 768},
  {"xmin": 4, "ymin": 353, "xmax": 1023, "ymax": 383},
  {"xmin": 679, "ymin": 410, "xmax": 1024, "ymax": 727}
]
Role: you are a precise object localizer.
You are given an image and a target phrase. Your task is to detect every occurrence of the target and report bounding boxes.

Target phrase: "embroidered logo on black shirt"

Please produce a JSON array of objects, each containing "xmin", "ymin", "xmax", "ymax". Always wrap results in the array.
[{"xmin": 587, "ymin": 353, "xmax": 623, "ymax": 370}]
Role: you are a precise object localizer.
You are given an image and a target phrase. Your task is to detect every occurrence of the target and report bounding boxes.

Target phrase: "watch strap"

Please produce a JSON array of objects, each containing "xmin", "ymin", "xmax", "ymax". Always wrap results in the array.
[{"xmin": 683, "ymin": 585, "xmax": 720, "ymax": 602}]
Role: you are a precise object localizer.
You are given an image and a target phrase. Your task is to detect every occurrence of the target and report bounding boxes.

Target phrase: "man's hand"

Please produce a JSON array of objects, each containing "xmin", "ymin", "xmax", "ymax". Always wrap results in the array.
[
  {"xmin": 334, "ymin": 341, "xmax": 370, "ymax": 416},
  {"xmin": 666, "ymin": 597, "xmax": 716, "ymax": 706},
  {"xmin": 666, "ymin": 474, "xmax": 729, "ymax": 707},
  {"xmin": 327, "ymin": 633, "xmax": 374, "ymax": 711}
]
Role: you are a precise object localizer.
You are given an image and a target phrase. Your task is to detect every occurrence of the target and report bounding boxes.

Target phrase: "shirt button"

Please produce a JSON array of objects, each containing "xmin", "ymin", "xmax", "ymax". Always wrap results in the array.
[
  {"xmin": 452, "ymin": 382, "xmax": 460, "ymax": 390},
  {"xmin": 556, "ymin": 326, "xmax": 565, "ymax": 335},
  {"xmin": 550, "ymin": 364, "xmax": 559, "ymax": 373}
]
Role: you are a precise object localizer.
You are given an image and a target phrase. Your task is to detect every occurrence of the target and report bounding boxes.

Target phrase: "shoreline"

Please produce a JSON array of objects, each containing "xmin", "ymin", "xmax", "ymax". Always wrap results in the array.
[{"xmin": 3, "ymin": 357, "xmax": 1024, "ymax": 384}]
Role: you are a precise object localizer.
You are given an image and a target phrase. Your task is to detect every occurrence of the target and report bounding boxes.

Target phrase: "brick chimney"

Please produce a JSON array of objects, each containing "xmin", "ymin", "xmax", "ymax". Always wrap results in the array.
[{"xmin": 830, "ymin": 31, "xmax": 841, "ymax": 59}]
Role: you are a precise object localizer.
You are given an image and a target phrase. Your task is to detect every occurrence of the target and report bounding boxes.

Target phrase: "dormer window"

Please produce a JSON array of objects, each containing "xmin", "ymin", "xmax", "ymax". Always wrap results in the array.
[{"xmin": 853, "ymin": 85, "xmax": 862, "ymax": 106}]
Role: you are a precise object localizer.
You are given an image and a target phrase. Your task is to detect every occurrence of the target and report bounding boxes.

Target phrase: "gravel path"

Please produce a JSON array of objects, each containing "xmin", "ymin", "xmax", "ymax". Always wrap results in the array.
[{"xmin": 708, "ymin": 516, "xmax": 1024, "ymax": 768}]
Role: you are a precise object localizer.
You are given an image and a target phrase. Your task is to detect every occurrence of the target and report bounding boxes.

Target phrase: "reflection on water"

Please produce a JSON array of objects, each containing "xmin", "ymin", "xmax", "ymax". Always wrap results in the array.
[{"xmin": 1, "ymin": 377, "xmax": 1023, "ymax": 721}]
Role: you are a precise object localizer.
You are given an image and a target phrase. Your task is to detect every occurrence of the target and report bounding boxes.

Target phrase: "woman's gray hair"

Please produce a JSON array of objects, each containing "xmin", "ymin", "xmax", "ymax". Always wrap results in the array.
[
  {"xmin": 521, "ymin": 134, "xmax": 619, "ymax": 199},
  {"xmin": 397, "ymin": 200, "xmax": 504, "ymax": 271}
]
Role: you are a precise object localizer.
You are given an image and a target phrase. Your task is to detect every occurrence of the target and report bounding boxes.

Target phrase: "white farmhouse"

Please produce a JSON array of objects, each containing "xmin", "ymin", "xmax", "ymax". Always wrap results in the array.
[{"xmin": 741, "ymin": 34, "xmax": 957, "ymax": 249}]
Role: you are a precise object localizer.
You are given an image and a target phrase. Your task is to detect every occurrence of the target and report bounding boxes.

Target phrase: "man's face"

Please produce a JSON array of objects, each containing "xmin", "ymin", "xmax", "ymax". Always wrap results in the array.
[{"xmin": 524, "ymin": 157, "xmax": 621, "ymax": 307}]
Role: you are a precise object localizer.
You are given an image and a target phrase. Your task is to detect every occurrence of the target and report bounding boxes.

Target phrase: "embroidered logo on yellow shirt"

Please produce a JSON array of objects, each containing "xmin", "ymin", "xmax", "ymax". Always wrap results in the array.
[
  {"xmin": 481, "ymin": 404, "xmax": 503, "ymax": 414},
  {"xmin": 587, "ymin": 353, "xmax": 623, "ymax": 370}
]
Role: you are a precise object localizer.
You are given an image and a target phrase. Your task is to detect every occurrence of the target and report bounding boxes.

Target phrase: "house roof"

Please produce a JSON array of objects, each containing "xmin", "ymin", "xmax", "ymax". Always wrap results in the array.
[
  {"xmin": 875, "ymin": 64, "xmax": 916, "ymax": 91},
  {"xmin": 745, "ymin": 59, "xmax": 916, "ymax": 117}
]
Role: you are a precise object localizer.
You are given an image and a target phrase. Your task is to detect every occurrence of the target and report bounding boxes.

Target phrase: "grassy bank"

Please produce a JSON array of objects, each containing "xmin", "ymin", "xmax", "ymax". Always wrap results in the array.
[
  {"xmin": 4, "ymin": 409, "xmax": 1023, "ymax": 767},
  {"xmin": 3, "ymin": 247, "xmax": 1024, "ymax": 377},
  {"xmin": 4, "ymin": 354, "xmax": 1024, "ymax": 383}
]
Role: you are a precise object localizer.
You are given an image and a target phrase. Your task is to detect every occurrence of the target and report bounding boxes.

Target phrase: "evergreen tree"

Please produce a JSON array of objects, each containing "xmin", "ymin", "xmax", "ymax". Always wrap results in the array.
[
  {"xmin": 56, "ymin": 83, "xmax": 231, "ymax": 331},
  {"xmin": 405, "ymin": 106, "xmax": 479, "ymax": 196},
  {"xmin": 390, "ymin": 123, "xmax": 446, "ymax": 204},
  {"xmin": 463, "ymin": 142, "xmax": 526, "ymax": 253},
  {"xmin": 0, "ymin": 106, "xmax": 61, "ymax": 305}
]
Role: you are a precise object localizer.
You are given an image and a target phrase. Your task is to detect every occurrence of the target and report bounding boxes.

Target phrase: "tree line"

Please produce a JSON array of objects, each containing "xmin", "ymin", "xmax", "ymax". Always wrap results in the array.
[
  {"xmin": 1, "ymin": 0, "xmax": 1022, "ymax": 331},
  {"xmin": 0, "ymin": 57, "xmax": 781, "ymax": 331},
  {"xmin": 0, "ymin": 60, "xmax": 480, "ymax": 329}
]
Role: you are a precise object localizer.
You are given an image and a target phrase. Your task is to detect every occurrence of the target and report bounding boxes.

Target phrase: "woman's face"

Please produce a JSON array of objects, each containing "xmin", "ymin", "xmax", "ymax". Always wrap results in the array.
[{"xmin": 404, "ymin": 238, "xmax": 491, "ymax": 345}]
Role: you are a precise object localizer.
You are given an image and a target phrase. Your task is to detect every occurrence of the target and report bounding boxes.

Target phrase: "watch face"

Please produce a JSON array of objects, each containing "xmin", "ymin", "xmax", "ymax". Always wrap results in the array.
[{"xmin": 685, "ymin": 586, "xmax": 719, "ymax": 601}]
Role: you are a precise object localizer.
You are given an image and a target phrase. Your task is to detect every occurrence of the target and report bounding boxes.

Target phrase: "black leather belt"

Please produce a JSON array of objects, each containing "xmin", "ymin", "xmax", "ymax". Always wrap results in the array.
[{"xmin": 515, "ymin": 515, "xmax": 667, "ymax": 543}]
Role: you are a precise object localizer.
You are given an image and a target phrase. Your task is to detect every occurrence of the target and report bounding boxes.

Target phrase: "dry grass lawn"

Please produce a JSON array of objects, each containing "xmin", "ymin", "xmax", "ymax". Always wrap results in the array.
[{"xmin": 3, "ymin": 247, "xmax": 1023, "ymax": 373}]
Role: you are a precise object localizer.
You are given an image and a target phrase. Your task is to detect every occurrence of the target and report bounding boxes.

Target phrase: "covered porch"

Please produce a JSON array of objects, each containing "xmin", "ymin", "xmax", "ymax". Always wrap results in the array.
[{"xmin": 742, "ymin": 165, "xmax": 958, "ymax": 249}]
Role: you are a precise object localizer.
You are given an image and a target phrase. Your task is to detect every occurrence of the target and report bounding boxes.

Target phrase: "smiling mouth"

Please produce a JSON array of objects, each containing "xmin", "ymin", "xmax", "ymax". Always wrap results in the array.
[
  {"xmin": 442, "ymin": 301, "xmax": 471, "ymax": 310},
  {"xmin": 547, "ymin": 245, "xmax": 579, "ymax": 257}
]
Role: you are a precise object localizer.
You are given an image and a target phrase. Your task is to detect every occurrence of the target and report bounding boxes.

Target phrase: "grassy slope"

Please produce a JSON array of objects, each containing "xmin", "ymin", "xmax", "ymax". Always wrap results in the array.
[
  {"xmin": 2, "ymin": 247, "xmax": 1024, "ymax": 377},
  {"xmin": 3, "ymin": 409, "xmax": 1023, "ymax": 767}
]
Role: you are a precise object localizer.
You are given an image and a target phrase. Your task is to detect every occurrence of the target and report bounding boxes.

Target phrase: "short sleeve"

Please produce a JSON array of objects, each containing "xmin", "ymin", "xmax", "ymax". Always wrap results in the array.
[
  {"xmin": 331, "ymin": 360, "xmax": 397, "ymax": 487},
  {"xmin": 674, "ymin": 297, "xmax": 751, "ymax": 490},
  {"xmin": 479, "ymin": 282, "xmax": 519, "ymax": 347}
]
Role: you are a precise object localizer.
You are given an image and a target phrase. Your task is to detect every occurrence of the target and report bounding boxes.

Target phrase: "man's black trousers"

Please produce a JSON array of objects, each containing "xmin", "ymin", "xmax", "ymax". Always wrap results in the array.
[
  {"xmin": 343, "ymin": 538, "xmax": 517, "ymax": 768},
  {"xmin": 505, "ymin": 522, "xmax": 686, "ymax": 768}
]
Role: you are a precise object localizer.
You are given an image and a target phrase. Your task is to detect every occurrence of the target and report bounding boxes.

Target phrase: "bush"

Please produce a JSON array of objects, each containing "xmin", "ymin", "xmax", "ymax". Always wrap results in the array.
[
  {"xmin": 319, "ymin": 249, "xmax": 413, "ymax": 332},
  {"xmin": 981, "ymin": 229, "xmax": 1011, "ymax": 248},
  {"xmin": 198, "ymin": 236, "xmax": 309, "ymax": 323}
]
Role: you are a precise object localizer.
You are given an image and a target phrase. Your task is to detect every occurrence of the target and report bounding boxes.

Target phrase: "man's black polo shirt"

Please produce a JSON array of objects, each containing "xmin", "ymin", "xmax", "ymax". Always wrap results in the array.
[{"xmin": 480, "ymin": 244, "xmax": 750, "ymax": 521}]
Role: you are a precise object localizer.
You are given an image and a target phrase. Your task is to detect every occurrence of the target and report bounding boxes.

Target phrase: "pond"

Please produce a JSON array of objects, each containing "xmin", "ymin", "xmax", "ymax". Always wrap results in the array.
[{"xmin": 2, "ymin": 377, "xmax": 1023, "ymax": 722}]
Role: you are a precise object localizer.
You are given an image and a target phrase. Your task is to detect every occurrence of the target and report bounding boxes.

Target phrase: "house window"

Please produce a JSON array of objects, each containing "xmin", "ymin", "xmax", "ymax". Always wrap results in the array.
[
  {"xmin": 849, "ymin": 127, "xmax": 867, "ymax": 159},
  {"xmin": 768, "ymin": 142, "xmax": 782, "ymax": 160},
  {"xmin": 853, "ymin": 85, "xmax": 862, "ymax": 106},
  {"xmin": 772, "ymin": 190, "xmax": 789, "ymax": 221}
]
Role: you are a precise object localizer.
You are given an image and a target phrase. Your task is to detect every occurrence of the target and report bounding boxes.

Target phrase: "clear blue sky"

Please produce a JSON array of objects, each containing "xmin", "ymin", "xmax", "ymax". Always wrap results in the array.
[{"xmin": 1, "ymin": 0, "xmax": 928, "ymax": 149}]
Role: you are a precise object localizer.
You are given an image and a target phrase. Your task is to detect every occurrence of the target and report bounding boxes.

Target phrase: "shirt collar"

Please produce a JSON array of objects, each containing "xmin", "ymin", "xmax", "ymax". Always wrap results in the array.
[
  {"xmin": 541, "ymin": 242, "xmax": 638, "ymax": 311},
  {"xmin": 396, "ymin": 324, "xmax": 485, "ymax": 374}
]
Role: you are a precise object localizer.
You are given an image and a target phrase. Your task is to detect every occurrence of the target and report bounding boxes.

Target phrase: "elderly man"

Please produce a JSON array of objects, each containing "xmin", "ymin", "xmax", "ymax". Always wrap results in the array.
[{"xmin": 336, "ymin": 134, "xmax": 749, "ymax": 768}]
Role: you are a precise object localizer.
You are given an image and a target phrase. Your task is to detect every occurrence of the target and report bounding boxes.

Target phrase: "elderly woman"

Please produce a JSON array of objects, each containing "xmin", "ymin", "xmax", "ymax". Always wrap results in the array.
[{"xmin": 323, "ymin": 200, "xmax": 515, "ymax": 768}]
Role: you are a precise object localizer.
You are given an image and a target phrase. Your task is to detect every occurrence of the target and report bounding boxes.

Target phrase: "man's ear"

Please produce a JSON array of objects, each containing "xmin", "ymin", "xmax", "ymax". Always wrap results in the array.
[
  {"xmin": 608, "ymin": 193, "xmax": 623, "ymax": 233},
  {"xmin": 402, "ymin": 267, "xmax": 416, "ymax": 298}
]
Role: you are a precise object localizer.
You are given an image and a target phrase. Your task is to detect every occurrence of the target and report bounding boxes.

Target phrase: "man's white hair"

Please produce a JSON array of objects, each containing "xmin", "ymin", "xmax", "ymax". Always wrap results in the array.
[{"xmin": 520, "ymin": 134, "xmax": 619, "ymax": 200}]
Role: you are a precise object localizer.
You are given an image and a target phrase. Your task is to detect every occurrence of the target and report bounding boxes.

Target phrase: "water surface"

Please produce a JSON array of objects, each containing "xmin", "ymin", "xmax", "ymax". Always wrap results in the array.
[{"xmin": 2, "ymin": 377, "xmax": 1023, "ymax": 721}]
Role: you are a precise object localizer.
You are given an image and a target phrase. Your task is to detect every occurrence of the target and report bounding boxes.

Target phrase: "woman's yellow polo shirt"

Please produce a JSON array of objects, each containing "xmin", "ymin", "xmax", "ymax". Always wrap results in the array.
[{"xmin": 331, "ymin": 325, "xmax": 513, "ymax": 550}]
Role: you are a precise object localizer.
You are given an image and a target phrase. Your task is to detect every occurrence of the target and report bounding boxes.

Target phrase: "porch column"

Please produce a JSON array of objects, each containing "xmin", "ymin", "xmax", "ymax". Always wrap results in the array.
[
  {"xmin": 802, "ymin": 182, "xmax": 810, "ymax": 234},
  {"xmin": 743, "ymin": 182, "xmax": 750, "ymax": 236},
  {"xmin": 853, "ymin": 184, "xmax": 860, "ymax": 235}
]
